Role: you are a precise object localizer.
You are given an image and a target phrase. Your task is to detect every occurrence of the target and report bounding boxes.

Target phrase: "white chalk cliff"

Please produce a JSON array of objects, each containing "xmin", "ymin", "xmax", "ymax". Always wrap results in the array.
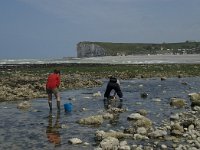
[{"xmin": 77, "ymin": 42, "xmax": 106, "ymax": 58}]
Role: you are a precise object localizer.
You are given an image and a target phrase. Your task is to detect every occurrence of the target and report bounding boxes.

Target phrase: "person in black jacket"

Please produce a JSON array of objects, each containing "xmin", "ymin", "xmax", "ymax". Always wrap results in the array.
[
  {"xmin": 104, "ymin": 76, "xmax": 123, "ymax": 100},
  {"xmin": 104, "ymin": 76, "xmax": 123, "ymax": 109}
]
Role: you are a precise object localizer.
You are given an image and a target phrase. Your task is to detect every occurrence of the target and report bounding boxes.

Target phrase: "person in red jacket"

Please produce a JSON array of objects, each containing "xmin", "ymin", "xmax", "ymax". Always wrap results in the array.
[{"xmin": 46, "ymin": 69, "xmax": 61, "ymax": 111}]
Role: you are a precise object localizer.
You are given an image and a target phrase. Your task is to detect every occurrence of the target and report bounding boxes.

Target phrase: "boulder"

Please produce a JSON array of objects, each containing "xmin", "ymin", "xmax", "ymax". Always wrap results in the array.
[
  {"xmin": 170, "ymin": 123, "xmax": 184, "ymax": 136},
  {"xmin": 188, "ymin": 93, "xmax": 200, "ymax": 107},
  {"xmin": 77, "ymin": 115, "xmax": 104, "ymax": 125},
  {"xmin": 148, "ymin": 129, "xmax": 167, "ymax": 138},
  {"xmin": 140, "ymin": 92, "xmax": 148, "ymax": 98},
  {"xmin": 137, "ymin": 109, "xmax": 148, "ymax": 116},
  {"xmin": 100, "ymin": 137, "xmax": 119, "ymax": 150},
  {"xmin": 170, "ymin": 98, "xmax": 186, "ymax": 108},
  {"xmin": 95, "ymin": 130, "xmax": 133, "ymax": 141},
  {"xmin": 68, "ymin": 138, "xmax": 82, "ymax": 144},
  {"xmin": 127, "ymin": 113, "xmax": 152, "ymax": 129},
  {"xmin": 132, "ymin": 117, "xmax": 152, "ymax": 129},
  {"xmin": 127, "ymin": 113, "xmax": 144, "ymax": 121},
  {"xmin": 119, "ymin": 141, "xmax": 130, "ymax": 150}
]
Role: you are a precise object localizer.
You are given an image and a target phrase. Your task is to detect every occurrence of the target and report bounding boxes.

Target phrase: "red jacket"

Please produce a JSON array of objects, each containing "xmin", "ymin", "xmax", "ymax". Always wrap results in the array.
[{"xmin": 46, "ymin": 73, "xmax": 60, "ymax": 89}]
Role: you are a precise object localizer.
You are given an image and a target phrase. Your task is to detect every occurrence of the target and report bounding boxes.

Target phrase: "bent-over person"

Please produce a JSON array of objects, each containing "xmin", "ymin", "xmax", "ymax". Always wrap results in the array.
[{"xmin": 46, "ymin": 69, "xmax": 61, "ymax": 111}]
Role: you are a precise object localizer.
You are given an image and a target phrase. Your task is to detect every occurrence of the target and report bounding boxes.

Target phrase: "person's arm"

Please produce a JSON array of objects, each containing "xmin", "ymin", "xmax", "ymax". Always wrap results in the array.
[
  {"xmin": 115, "ymin": 83, "xmax": 123, "ymax": 99},
  {"xmin": 111, "ymin": 80, "xmax": 120, "ymax": 98},
  {"xmin": 56, "ymin": 75, "xmax": 61, "ymax": 88},
  {"xmin": 104, "ymin": 83, "xmax": 112, "ymax": 99}
]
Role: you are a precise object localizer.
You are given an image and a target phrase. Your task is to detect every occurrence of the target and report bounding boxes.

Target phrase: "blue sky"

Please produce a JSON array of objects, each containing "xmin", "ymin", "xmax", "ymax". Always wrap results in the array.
[{"xmin": 0, "ymin": 0, "xmax": 200, "ymax": 59}]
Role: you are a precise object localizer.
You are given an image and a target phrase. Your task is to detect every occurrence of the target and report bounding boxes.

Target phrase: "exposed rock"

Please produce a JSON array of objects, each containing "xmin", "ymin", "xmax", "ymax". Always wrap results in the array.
[
  {"xmin": 161, "ymin": 77, "xmax": 167, "ymax": 81},
  {"xmin": 148, "ymin": 129, "xmax": 167, "ymax": 138},
  {"xmin": 171, "ymin": 130, "xmax": 183, "ymax": 136},
  {"xmin": 107, "ymin": 107, "xmax": 125, "ymax": 113},
  {"xmin": 170, "ymin": 113, "xmax": 180, "ymax": 121},
  {"xmin": 137, "ymin": 109, "xmax": 148, "ymax": 116},
  {"xmin": 100, "ymin": 137, "xmax": 119, "ymax": 150},
  {"xmin": 127, "ymin": 113, "xmax": 152, "ymax": 129},
  {"xmin": 161, "ymin": 144, "xmax": 168, "ymax": 149},
  {"xmin": 133, "ymin": 134, "xmax": 149, "ymax": 140},
  {"xmin": 193, "ymin": 106, "xmax": 200, "ymax": 111},
  {"xmin": 102, "ymin": 113, "xmax": 114, "ymax": 120},
  {"xmin": 170, "ymin": 98, "xmax": 186, "ymax": 108},
  {"xmin": 93, "ymin": 91, "xmax": 102, "ymax": 97},
  {"xmin": 136, "ymin": 127, "xmax": 147, "ymax": 135},
  {"xmin": 77, "ymin": 115, "xmax": 104, "ymax": 125},
  {"xmin": 152, "ymin": 98, "xmax": 161, "ymax": 102},
  {"xmin": 181, "ymin": 119, "xmax": 195, "ymax": 128},
  {"xmin": 127, "ymin": 113, "xmax": 144, "ymax": 120},
  {"xmin": 119, "ymin": 141, "xmax": 130, "ymax": 150},
  {"xmin": 189, "ymin": 93, "xmax": 200, "ymax": 107},
  {"xmin": 140, "ymin": 92, "xmax": 148, "ymax": 98},
  {"xmin": 68, "ymin": 138, "xmax": 82, "ymax": 144},
  {"xmin": 95, "ymin": 130, "xmax": 133, "ymax": 141},
  {"xmin": 170, "ymin": 123, "xmax": 184, "ymax": 136},
  {"xmin": 171, "ymin": 123, "xmax": 184, "ymax": 132},
  {"xmin": 132, "ymin": 117, "xmax": 152, "ymax": 129}
]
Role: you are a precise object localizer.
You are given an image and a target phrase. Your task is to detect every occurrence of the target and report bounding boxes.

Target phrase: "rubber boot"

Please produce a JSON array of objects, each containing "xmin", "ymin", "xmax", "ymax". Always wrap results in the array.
[
  {"xmin": 57, "ymin": 101, "xmax": 60, "ymax": 111},
  {"xmin": 104, "ymin": 98, "xmax": 109, "ymax": 109},
  {"xmin": 48, "ymin": 101, "xmax": 52, "ymax": 111}
]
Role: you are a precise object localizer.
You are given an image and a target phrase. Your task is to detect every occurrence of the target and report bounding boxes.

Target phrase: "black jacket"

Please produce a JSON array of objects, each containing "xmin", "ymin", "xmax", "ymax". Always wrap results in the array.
[{"xmin": 104, "ymin": 77, "xmax": 123, "ymax": 99}]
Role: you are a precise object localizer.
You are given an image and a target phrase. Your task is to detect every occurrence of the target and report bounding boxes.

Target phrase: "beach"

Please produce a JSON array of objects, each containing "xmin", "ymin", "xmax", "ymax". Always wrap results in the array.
[{"xmin": 0, "ymin": 56, "xmax": 200, "ymax": 149}]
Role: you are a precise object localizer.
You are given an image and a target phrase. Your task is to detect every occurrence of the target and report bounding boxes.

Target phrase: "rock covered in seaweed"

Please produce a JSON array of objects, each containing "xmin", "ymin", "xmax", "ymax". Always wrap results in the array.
[{"xmin": 189, "ymin": 92, "xmax": 200, "ymax": 107}]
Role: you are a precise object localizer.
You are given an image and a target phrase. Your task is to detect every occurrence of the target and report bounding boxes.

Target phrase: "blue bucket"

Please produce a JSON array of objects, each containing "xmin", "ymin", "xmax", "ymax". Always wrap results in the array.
[{"xmin": 64, "ymin": 103, "xmax": 72, "ymax": 112}]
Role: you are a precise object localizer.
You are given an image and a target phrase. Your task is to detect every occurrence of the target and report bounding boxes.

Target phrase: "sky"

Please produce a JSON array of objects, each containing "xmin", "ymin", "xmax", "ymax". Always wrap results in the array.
[{"xmin": 0, "ymin": 0, "xmax": 200, "ymax": 59}]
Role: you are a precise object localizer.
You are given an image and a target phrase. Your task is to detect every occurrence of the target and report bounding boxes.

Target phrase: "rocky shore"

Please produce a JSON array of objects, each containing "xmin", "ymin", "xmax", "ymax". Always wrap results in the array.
[
  {"xmin": 63, "ymin": 93, "xmax": 200, "ymax": 150},
  {"xmin": 89, "ymin": 93, "xmax": 200, "ymax": 150},
  {"xmin": 0, "ymin": 68, "xmax": 103, "ymax": 101},
  {"xmin": 92, "ymin": 103, "xmax": 200, "ymax": 150},
  {"xmin": 0, "ymin": 63, "xmax": 200, "ymax": 101}
]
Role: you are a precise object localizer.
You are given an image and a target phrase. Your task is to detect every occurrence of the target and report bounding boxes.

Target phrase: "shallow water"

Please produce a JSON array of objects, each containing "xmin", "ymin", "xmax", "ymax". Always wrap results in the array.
[{"xmin": 0, "ymin": 77, "xmax": 200, "ymax": 150}]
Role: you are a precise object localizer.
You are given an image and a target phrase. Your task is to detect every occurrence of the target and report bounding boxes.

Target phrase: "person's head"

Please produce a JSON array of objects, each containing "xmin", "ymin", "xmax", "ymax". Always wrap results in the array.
[
  {"xmin": 109, "ymin": 76, "xmax": 117, "ymax": 83},
  {"xmin": 54, "ymin": 69, "xmax": 60, "ymax": 75}
]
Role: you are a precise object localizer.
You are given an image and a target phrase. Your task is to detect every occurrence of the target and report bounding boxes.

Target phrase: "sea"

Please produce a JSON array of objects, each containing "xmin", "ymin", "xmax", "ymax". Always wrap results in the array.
[{"xmin": 0, "ymin": 54, "xmax": 200, "ymax": 65}]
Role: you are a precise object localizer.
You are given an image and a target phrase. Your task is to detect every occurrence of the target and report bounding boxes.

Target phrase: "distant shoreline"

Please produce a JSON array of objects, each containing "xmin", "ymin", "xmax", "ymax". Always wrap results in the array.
[{"xmin": 0, "ymin": 54, "xmax": 200, "ymax": 65}]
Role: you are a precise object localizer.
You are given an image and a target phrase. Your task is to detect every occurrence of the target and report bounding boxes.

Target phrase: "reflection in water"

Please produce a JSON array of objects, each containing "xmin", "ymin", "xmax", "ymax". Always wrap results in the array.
[
  {"xmin": 103, "ymin": 98, "xmax": 123, "ymax": 110},
  {"xmin": 46, "ymin": 111, "xmax": 61, "ymax": 146},
  {"xmin": 103, "ymin": 98, "xmax": 123, "ymax": 125}
]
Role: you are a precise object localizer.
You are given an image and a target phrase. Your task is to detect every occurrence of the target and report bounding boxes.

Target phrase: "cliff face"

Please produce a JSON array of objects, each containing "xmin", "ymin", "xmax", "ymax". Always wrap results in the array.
[
  {"xmin": 77, "ymin": 42, "xmax": 106, "ymax": 58},
  {"xmin": 77, "ymin": 41, "xmax": 200, "ymax": 58}
]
